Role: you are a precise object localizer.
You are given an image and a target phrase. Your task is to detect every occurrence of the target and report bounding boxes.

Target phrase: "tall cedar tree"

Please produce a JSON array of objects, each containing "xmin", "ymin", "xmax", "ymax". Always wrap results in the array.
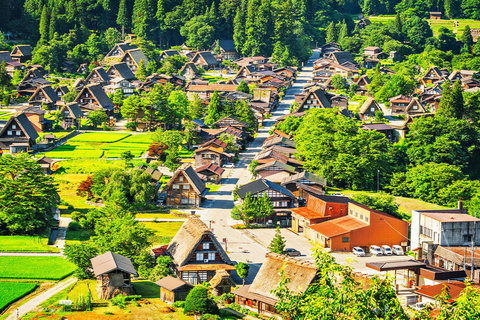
[
  {"xmin": 49, "ymin": 8, "xmax": 57, "ymax": 40},
  {"xmin": 269, "ymin": 227, "xmax": 286, "ymax": 254},
  {"xmin": 462, "ymin": 25, "xmax": 474, "ymax": 47},
  {"xmin": 233, "ymin": 0, "xmax": 247, "ymax": 53},
  {"xmin": 438, "ymin": 80, "xmax": 464, "ymax": 119},
  {"xmin": 39, "ymin": 5, "xmax": 49, "ymax": 44},
  {"xmin": 117, "ymin": 0, "xmax": 129, "ymax": 38},
  {"xmin": 205, "ymin": 91, "xmax": 222, "ymax": 124},
  {"xmin": 325, "ymin": 21, "xmax": 338, "ymax": 43},
  {"xmin": 236, "ymin": 80, "xmax": 250, "ymax": 94}
]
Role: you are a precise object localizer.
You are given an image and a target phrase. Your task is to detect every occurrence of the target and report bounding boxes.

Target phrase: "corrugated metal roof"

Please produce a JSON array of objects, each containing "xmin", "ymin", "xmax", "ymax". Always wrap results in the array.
[{"xmin": 308, "ymin": 216, "xmax": 368, "ymax": 238}]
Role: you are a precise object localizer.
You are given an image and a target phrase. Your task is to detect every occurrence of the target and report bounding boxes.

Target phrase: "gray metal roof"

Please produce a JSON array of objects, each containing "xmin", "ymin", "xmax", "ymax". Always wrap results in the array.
[
  {"xmin": 236, "ymin": 178, "xmax": 295, "ymax": 199},
  {"xmin": 110, "ymin": 63, "xmax": 135, "ymax": 80},
  {"xmin": 90, "ymin": 251, "xmax": 138, "ymax": 277}
]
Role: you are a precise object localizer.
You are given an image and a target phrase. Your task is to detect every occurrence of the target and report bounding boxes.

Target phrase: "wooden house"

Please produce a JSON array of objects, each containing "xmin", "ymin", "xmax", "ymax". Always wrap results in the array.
[
  {"xmin": 212, "ymin": 40, "xmax": 238, "ymax": 60},
  {"xmin": 254, "ymin": 160, "xmax": 297, "ymax": 180},
  {"xmin": 159, "ymin": 49, "xmax": 180, "ymax": 62},
  {"xmin": 236, "ymin": 178, "xmax": 297, "ymax": 209},
  {"xmin": 360, "ymin": 123, "xmax": 396, "ymax": 142},
  {"xmin": 359, "ymin": 97, "xmax": 381, "ymax": 120},
  {"xmin": 430, "ymin": 12, "xmax": 442, "ymax": 19},
  {"xmin": 281, "ymin": 171, "xmax": 327, "ymax": 199},
  {"xmin": 194, "ymin": 141, "xmax": 233, "ymax": 168},
  {"xmin": 106, "ymin": 63, "xmax": 136, "ymax": 81},
  {"xmin": 77, "ymin": 63, "xmax": 88, "ymax": 74},
  {"xmin": 363, "ymin": 47, "xmax": 386, "ymax": 59},
  {"xmin": 186, "ymin": 84, "xmax": 238, "ymax": 99},
  {"xmin": 320, "ymin": 42, "xmax": 340, "ymax": 56},
  {"xmin": 156, "ymin": 276, "xmax": 193, "ymax": 304},
  {"xmin": 390, "ymin": 96, "xmax": 427, "ymax": 116},
  {"xmin": 54, "ymin": 85, "xmax": 70, "ymax": 98},
  {"xmin": 167, "ymin": 215, "xmax": 235, "ymax": 285},
  {"xmin": 28, "ymin": 85, "xmax": 60, "ymax": 109},
  {"xmin": 233, "ymin": 253, "xmax": 317, "ymax": 317},
  {"xmin": 75, "ymin": 84, "xmax": 114, "ymax": 114},
  {"xmin": 103, "ymin": 42, "xmax": 138, "ymax": 65},
  {"xmin": 210, "ymin": 269, "xmax": 236, "ymax": 296},
  {"xmin": 357, "ymin": 18, "xmax": 371, "ymax": 29},
  {"xmin": 10, "ymin": 45, "xmax": 32, "ymax": 63},
  {"xmin": 389, "ymin": 51, "xmax": 402, "ymax": 62},
  {"xmin": 212, "ymin": 115, "xmax": 249, "ymax": 130},
  {"xmin": 60, "ymin": 103, "xmax": 84, "ymax": 129},
  {"xmin": 421, "ymin": 66, "xmax": 445, "ymax": 85},
  {"xmin": 120, "ymin": 48, "xmax": 148, "ymax": 73},
  {"xmin": 0, "ymin": 113, "xmax": 39, "ymax": 152},
  {"xmin": 36, "ymin": 156, "xmax": 56, "ymax": 174},
  {"xmin": 195, "ymin": 163, "xmax": 225, "ymax": 183},
  {"xmin": 355, "ymin": 75, "xmax": 370, "ymax": 94},
  {"xmin": 164, "ymin": 164, "xmax": 209, "ymax": 207},
  {"xmin": 85, "ymin": 67, "xmax": 110, "ymax": 86},
  {"xmin": 191, "ymin": 51, "xmax": 219, "ymax": 70},
  {"xmin": 91, "ymin": 251, "xmax": 138, "ymax": 300},
  {"xmin": 180, "ymin": 62, "xmax": 200, "ymax": 79},
  {"xmin": 329, "ymin": 51, "xmax": 355, "ymax": 65},
  {"xmin": 294, "ymin": 87, "xmax": 331, "ymax": 112},
  {"xmin": 17, "ymin": 76, "xmax": 51, "ymax": 97},
  {"xmin": 18, "ymin": 106, "xmax": 53, "ymax": 132}
]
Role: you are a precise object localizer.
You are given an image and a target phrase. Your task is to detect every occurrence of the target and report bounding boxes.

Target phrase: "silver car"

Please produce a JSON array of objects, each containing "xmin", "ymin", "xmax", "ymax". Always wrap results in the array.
[
  {"xmin": 353, "ymin": 246, "xmax": 365, "ymax": 257},
  {"xmin": 381, "ymin": 245, "xmax": 393, "ymax": 255}
]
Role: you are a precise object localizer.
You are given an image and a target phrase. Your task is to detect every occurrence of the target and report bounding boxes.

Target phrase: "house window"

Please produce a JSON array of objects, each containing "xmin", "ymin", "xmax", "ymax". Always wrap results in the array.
[
  {"xmin": 16, "ymin": 131, "xmax": 21, "ymax": 136},
  {"xmin": 181, "ymin": 198, "xmax": 188, "ymax": 204},
  {"xmin": 360, "ymin": 214, "xmax": 363, "ymax": 219},
  {"xmin": 365, "ymin": 217, "xmax": 369, "ymax": 222},
  {"xmin": 342, "ymin": 237, "xmax": 350, "ymax": 243},
  {"xmin": 208, "ymin": 252, "xmax": 215, "ymax": 260},
  {"xmin": 173, "ymin": 184, "xmax": 180, "ymax": 189},
  {"xmin": 196, "ymin": 253, "xmax": 203, "ymax": 261},
  {"xmin": 7, "ymin": 131, "xmax": 12, "ymax": 136},
  {"xmin": 464, "ymin": 235, "xmax": 473, "ymax": 242},
  {"xmin": 203, "ymin": 243, "xmax": 210, "ymax": 250},
  {"xmin": 86, "ymin": 93, "xmax": 89, "ymax": 97},
  {"xmin": 12, "ymin": 125, "xmax": 16, "ymax": 129},
  {"xmin": 370, "ymin": 107, "xmax": 375, "ymax": 112},
  {"xmin": 184, "ymin": 184, "xmax": 190, "ymax": 190},
  {"xmin": 413, "ymin": 105, "xmax": 418, "ymax": 110},
  {"xmin": 179, "ymin": 176, "xmax": 184, "ymax": 182}
]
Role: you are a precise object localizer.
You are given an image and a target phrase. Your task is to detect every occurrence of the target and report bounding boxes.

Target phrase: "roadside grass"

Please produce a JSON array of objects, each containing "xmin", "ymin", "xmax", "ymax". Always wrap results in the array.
[
  {"xmin": 39, "ymin": 280, "xmax": 97, "ymax": 309},
  {"xmin": 56, "ymin": 159, "xmax": 145, "ymax": 174},
  {"xmin": 135, "ymin": 213, "xmax": 186, "ymax": 219},
  {"xmin": 0, "ymin": 257, "xmax": 76, "ymax": 280},
  {"xmin": 207, "ymin": 184, "xmax": 222, "ymax": 192},
  {"xmin": 0, "ymin": 236, "xmax": 59, "ymax": 253},
  {"xmin": 141, "ymin": 221, "xmax": 184, "ymax": 246},
  {"xmin": 0, "ymin": 282, "xmax": 38, "ymax": 312},
  {"xmin": 121, "ymin": 133, "xmax": 153, "ymax": 143},
  {"xmin": 39, "ymin": 131, "xmax": 71, "ymax": 140},
  {"xmin": 69, "ymin": 132, "xmax": 131, "ymax": 143},
  {"xmin": 133, "ymin": 281, "xmax": 160, "ymax": 298},
  {"xmin": 202, "ymin": 74, "xmax": 228, "ymax": 83},
  {"xmin": 65, "ymin": 229, "xmax": 91, "ymax": 246}
]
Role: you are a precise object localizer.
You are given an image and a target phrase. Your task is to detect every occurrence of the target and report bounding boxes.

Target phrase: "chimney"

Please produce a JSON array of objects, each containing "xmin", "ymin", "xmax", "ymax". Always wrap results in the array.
[{"xmin": 458, "ymin": 200, "xmax": 464, "ymax": 211}]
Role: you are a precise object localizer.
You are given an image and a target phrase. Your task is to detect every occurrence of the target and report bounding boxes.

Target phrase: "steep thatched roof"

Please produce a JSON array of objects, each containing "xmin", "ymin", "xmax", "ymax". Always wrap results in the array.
[
  {"xmin": 167, "ymin": 215, "xmax": 232, "ymax": 267},
  {"xmin": 359, "ymin": 97, "xmax": 380, "ymax": 114},
  {"xmin": 248, "ymin": 252, "xmax": 317, "ymax": 300}
]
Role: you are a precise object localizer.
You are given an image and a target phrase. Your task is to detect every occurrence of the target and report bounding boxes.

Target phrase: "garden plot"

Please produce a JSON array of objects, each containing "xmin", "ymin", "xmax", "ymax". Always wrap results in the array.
[
  {"xmin": 0, "ymin": 256, "xmax": 76, "ymax": 280},
  {"xmin": 0, "ymin": 236, "xmax": 59, "ymax": 252},
  {"xmin": 0, "ymin": 282, "xmax": 37, "ymax": 312}
]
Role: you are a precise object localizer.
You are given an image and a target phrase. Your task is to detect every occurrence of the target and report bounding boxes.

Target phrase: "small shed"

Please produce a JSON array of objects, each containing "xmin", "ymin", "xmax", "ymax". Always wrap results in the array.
[
  {"xmin": 210, "ymin": 269, "xmax": 235, "ymax": 296},
  {"xmin": 155, "ymin": 276, "xmax": 193, "ymax": 304},
  {"xmin": 430, "ymin": 12, "xmax": 442, "ymax": 19},
  {"xmin": 91, "ymin": 251, "xmax": 138, "ymax": 300}
]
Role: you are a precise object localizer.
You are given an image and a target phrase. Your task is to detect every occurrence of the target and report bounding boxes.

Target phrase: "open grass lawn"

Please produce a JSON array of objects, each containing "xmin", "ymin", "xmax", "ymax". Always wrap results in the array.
[
  {"xmin": 0, "ymin": 282, "xmax": 38, "ymax": 312},
  {"xmin": 133, "ymin": 281, "xmax": 160, "ymax": 298},
  {"xmin": 56, "ymin": 159, "xmax": 145, "ymax": 174},
  {"xmin": 141, "ymin": 221, "xmax": 184, "ymax": 246},
  {"xmin": 0, "ymin": 257, "xmax": 76, "ymax": 280},
  {"xmin": 207, "ymin": 184, "xmax": 222, "ymax": 192},
  {"xmin": 135, "ymin": 213, "xmax": 187, "ymax": 219},
  {"xmin": 39, "ymin": 131, "xmax": 71, "ymax": 140},
  {"xmin": 0, "ymin": 112, "xmax": 13, "ymax": 121},
  {"xmin": 37, "ymin": 133, "xmax": 152, "ymax": 159},
  {"xmin": 55, "ymin": 174, "xmax": 97, "ymax": 210},
  {"xmin": 0, "ymin": 236, "xmax": 59, "ymax": 252}
]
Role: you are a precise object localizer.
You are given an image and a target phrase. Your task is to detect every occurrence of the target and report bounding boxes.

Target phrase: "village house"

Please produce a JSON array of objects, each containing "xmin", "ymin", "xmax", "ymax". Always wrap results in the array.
[
  {"xmin": 321, "ymin": 42, "xmax": 341, "ymax": 56},
  {"xmin": 180, "ymin": 62, "xmax": 200, "ymax": 79},
  {"xmin": 254, "ymin": 160, "xmax": 298, "ymax": 180},
  {"xmin": 430, "ymin": 11, "xmax": 442, "ymax": 19},
  {"xmin": 359, "ymin": 97, "xmax": 382, "ymax": 120},
  {"xmin": 106, "ymin": 63, "xmax": 136, "ymax": 81},
  {"xmin": 355, "ymin": 75, "xmax": 370, "ymax": 95},
  {"xmin": 416, "ymin": 282, "xmax": 479, "ymax": 305},
  {"xmin": 120, "ymin": 48, "xmax": 148, "ymax": 73},
  {"xmin": 280, "ymin": 171, "xmax": 327, "ymax": 200},
  {"xmin": 85, "ymin": 67, "xmax": 111, "ymax": 86},
  {"xmin": 291, "ymin": 194, "xmax": 350, "ymax": 235},
  {"xmin": 0, "ymin": 114, "xmax": 39, "ymax": 153},
  {"xmin": 103, "ymin": 42, "xmax": 138, "ymax": 65},
  {"xmin": 420, "ymin": 66, "xmax": 446, "ymax": 85},
  {"xmin": 363, "ymin": 46, "xmax": 386, "ymax": 59},
  {"xmin": 360, "ymin": 123, "xmax": 396, "ymax": 143},
  {"xmin": 18, "ymin": 106, "xmax": 53, "ymax": 132},
  {"xmin": 28, "ymin": 85, "xmax": 60, "ymax": 109},
  {"xmin": 167, "ymin": 215, "xmax": 235, "ymax": 285},
  {"xmin": 327, "ymin": 51, "xmax": 355, "ymax": 65},
  {"xmin": 77, "ymin": 63, "xmax": 88, "ymax": 74},
  {"xmin": 389, "ymin": 51, "xmax": 402, "ymax": 62},
  {"xmin": 236, "ymin": 178, "xmax": 297, "ymax": 210},
  {"xmin": 156, "ymin": 276, "xmax": 193, "ymax": 304},
  {"xmin": 195, "ymin": 163, "xmax": 225, "ymax": 183},
  {"xmin": 234, "ymin": 56, "xmax": 268, "ymax": 68},
  {"xmin": 17, "ymin": 72, "xmax": 51, "ymax": 97},
  {"xmin": 390, "ymin": 96, "xmax": 427, "ymax": 116},
  {"xmin": 159, "ymin": 49, "xmax": 180, "ymax": 62},
  {"xmin": 194, "ymin": 139, "xmax": 234, "ymax": 168},
  {"xmin": 186, "ymin": 84, "xmax": 238, "ymax": 99},
  {"xmin": 10, "ymin": 45, "xmax": 32, "ymax": 63},
  {"xmin": 212, "ymin": 40, "xmax": 239, "ymax": 60},
  {"xmin": 448, "ymin": 70, "xmax": 479, "ymax": 82},
  {"xmin": 307, "ymin": 202, "xmax": 409, "ymax": 252},
  {"xmin": 363, "ymin": 58, "xmax": 380, "ymax": 70},
  {"xmin": 60, "ymin": 103, "xmax": 84, "ymax": 130},
  {"xmin": 233, "ymin": 253, "xmax": 318, "ymax": 317},
  {"xmin": 54, "ymin": 85, "xmax": 70, "ymax": 98},
  {"xmin": 36, "ymin": 156, "xmax": 56, "ymax": 174},
  {"xmin": 163, "ymin": 164, "xmax": 209, "ymax": 207},
  {"xmin": 199, "ymin": 125, "xmax": 247, "ymax": 147},
  {"xmin": 190, "ymin": 51, "xmax": 219, "ymax": 70},
  {"xmin": 212, "ymin": 115, "xmax": 249, "ymax": 130},
  {"xmin": 90, "ymin": 251, "xmax": 138, "ymax": 300},
  {"xmin": 294, "ymin": 87, "xmax": 331, "ymax": 113},
  {"xmin": 75, "ymin": 84, "xmax": 114, "ymax": 114}
]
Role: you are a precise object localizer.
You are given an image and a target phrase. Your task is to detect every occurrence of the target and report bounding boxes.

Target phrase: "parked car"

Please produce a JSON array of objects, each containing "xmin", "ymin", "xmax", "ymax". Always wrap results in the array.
[
  {"xmin": 410, "ymin": 302, "xmax": 427, "ymax": 311},
  {"xmin": 352, "ymin": 246, "xmax": 365, "ymax": 257},
  {"xmin": 285, "ymin": 248, "xmax": 301, "ymax": 257},
  {"xmin": 369, "ymin": 245, "xmax": 383, "ymax": 256},
  {"xmin": 381, "ymin": 245, "xmax": 393, "ymax": 255},
  {"xmin": 392, "ymin": 245, "xmax": 404, "ymax": 255},
  {"xmin": 332, "ymin": 192, "xmax": 345, "ymax": 196},
  {"xmin": 222, "ymin": 162, "xmax": 234, "ymax": 168}
]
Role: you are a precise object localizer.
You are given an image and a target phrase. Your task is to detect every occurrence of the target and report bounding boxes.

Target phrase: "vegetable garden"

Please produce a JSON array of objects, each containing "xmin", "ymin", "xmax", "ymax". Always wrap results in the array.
[
  {"xmin": 0, "ymin": 282, "xmax": 38, "ymax": 312},
  {"xmin": 0, "ymin": 257, "xmax": 76, "ymax": 280}
]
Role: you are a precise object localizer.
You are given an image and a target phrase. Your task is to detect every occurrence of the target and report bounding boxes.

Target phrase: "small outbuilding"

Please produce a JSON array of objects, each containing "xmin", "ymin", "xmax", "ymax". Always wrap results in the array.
[
  {"xmin": 155, "ymin": 276, "xmax": 193, "ymax": 304},
  {"xmin": 91, "ymin": 251, "xmax": 138, "ymax": 300}
]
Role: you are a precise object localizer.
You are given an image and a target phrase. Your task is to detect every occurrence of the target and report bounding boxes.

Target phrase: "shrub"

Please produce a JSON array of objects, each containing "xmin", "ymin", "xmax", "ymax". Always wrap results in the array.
[
  {"xmin": 125, "ymin": 121, "xmax": 138, "ymax": 131},
  {"xmin": 200, "ymin": 314, "xmax": 221, "ymax": 320},
  {"xmin": 76, "ymin": 294, "xmax": 86, "ymax": 311},
  {"xmin": 111, "ymin": 294, "xmax": 127, "ymax": 309},
  {"xmin": 67, "ymin": 221, "xmax": 81, "ymax": 231},
  {"xmin": 184, "ymin": 286, "xmax": 219, "ymax": 315},
  {"xmin": 172, "ymin": 301, "xmax": 185, "ymax": 308}
]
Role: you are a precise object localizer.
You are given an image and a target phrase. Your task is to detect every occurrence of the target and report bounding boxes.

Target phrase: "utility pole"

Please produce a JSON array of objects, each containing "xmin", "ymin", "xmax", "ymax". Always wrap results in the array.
[
  {"xmin": 377, "ymin": 169, "xmax": 380, "ymax": 193},
  {"xmin": 472, "ymin": 220, "xmax": 476, "ymax": 281}
]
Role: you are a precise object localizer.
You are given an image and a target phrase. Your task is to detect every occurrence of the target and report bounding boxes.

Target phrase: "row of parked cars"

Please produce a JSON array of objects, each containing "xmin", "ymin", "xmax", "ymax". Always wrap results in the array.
[{"xmin": 352, "ymin": 245, "xmax": 404, "ymax": 257}]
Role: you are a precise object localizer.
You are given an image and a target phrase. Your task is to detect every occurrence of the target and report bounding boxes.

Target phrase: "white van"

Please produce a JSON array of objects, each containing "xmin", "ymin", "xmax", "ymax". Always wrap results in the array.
[
  {"xmin": 381, "ymin": 245, "xmax": 393, "ymax": 255},
  {"xmin": 369, "ymin": 245, "xmax": 383, "ymax": 256},
  {"xmin": 392, "ymin": 245, "xmax": 404, "ymax": 255}
]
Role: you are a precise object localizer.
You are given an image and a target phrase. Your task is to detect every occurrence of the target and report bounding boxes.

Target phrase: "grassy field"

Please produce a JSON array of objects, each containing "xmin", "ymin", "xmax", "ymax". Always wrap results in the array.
[
  {"xmin": 55, "ymin": 174, "xmax": 97, "ymax": 210},
  {"xmin": 141, "ymin": 221, "xmax": 184, "ymax": 246},
  {"xmin": 65, "ymin": 229, "xmax": 91, "ymax": 246},
  {"xmin": 133, "ymin": 281, "xmax": 160, "ymax": 298},
  {"xmin": 0, "ymin": 236, "xmax": 59, "ymax": 252},
  {"xmin": 0, "ymin": 282, "xmax": 38, "ymax": 312},
  {"xmin": 36, "ymin": 132, "xmax": 153, "ymax": 159},
  {"xmin": 39, "ymin": 131, "xmax": 71, "ymax": 140},
  {"xmin": 56, "ymin": 159, "xmax": 145, "ymax": 174},
  {"xmin": 0, "ymin": 111, "xmax": 13, "ymax": 121},
  {"xmin": 135, "ymin": 213, "xmax": 187, "ymax": 219},
  {"xmin": 0, "ymin": 257, "xmax": 76, "ymax": 280}
]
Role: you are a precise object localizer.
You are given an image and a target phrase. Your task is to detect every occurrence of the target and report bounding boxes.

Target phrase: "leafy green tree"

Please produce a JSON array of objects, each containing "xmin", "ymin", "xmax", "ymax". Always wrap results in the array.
[
  {"xmin": 184, "ymin": 121, "xmax": 200, "ymax": 149},
  {"xmin": 136, "ymin": 59, "xmax": 148, "ymax": 81},
  {"xmin": 87, "ymin": 109, "xmax": 108, "ymax": 127},
  {"xmin": 205, "ymin": 91, "xmax": 222, "ymax": 125},
  {"xmin": 180, "ymin": 15, "xmax": 215, "ymax": 50},
  {"xmin": 48, "ymin": 8, "xmax": 57, "ymax": 41},
  {"xmin": 233, "ymin": 0, "xmax": 247, "ymax": 53},
  {"xmin": 438, "ymin": 27, "xmax": 458, "ymax": 52},
  {"xmin": 269, "ymin": 227, "xmax": 286, "ymax": 254},
  {"xmin": 0, "ymin": 61, "xmax": 11, "ymax": 93},
  {"xmin": 187, "ymin": 94, "xmax": 206, "ymax": 120},
  {"xmin": 217, "ymin": 133, "xmax": 238, "ymax": 153},
  {"xmin": 104, "ymin": 28, "xmax": 122, "ymax": 48},
  {"xmin": 248, "ymin": 160, "xmax": 259, "ymax": 178},
  {"xmin": 437, "ymin": 80, "xmax": 465, "ymax": 119},
  {"xmin": 121, "ymin": 151, "xmax": 134, "ymax": 169},
  {"xmin": 184, "ymin": 286, "xmax": 219, "ymax": 316},
  {"xmin": 132, "ymin": 0, "xmax": 156, "ymax": 40},
  {"xmin": 0, "ymin": 154, "xmax": 58, "ymax": 234},
  {"xmin": 330, "ymin": 74, "xmax": 346, "ymax": 90},
  {"xmin": 235, "ymin": 99, "xmax": 256, "ymax": 129},
  {"xmin": 325, "ymin": 21, "xmax": 338, "ymax": 43},
  {"xmin": 0, "ymin": 31, "xmax": 9, "ymax": 51},
  {"xmin": 403, "ymin": 16, "xmax": 433, "ymax": 49},
  {"xmin": 461, "ymin": 25, "xmax": 474, "ymax": 47},
  {"xmin": 148, "ymin": 256, "xmax": 174, "ymax": 281},
  {"xmin": 167, "ymin": 90, "xmax": 189, "ymax": 128},
  {"xmin": 352, "ymin": 193, "xmax": 404, "ymax": 219},
  {"xmin": 375, "ymin": 74, "xmax": 416, "ymax": 102},
  {"xmin": 236, "ymin": 80, "xmax": 250, "ymax": 94},
  {"xmin": 64, "ymin": 243, "xmax": 99, "ymax": 279},
  {"xmin": 275, "ymin": 115, "xmax": 303, "ymax": 135},
  {"xmin": 235, "ymin": 262, "xmax": 250, "ymax": 285}
]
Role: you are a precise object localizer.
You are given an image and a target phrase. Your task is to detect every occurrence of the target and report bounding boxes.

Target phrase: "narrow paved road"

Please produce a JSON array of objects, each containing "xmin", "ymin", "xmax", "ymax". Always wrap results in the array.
[
  {"xmin": 5, "ymin": 277, "xmax": 77, "ymax": 320},
  {"xmin": 198, "ymin": 50, "xmax": 319, "ymax": 284}
]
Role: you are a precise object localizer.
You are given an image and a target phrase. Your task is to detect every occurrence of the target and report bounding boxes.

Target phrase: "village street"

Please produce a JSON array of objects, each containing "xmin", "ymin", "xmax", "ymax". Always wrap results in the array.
[{"xmin": 197, "ymin": 50, "xmax": 320, "ymax": 284}]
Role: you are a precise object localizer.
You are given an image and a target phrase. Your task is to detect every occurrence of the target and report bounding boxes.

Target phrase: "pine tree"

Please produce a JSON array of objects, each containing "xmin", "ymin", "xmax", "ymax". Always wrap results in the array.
[
  {"xmin": 394, "ymin": 13, "xmax": 402, "ymax": 39},
  {"xmin": 235, "ymin": 99, "xmax": 256, "ymax": 128},
  {"xmin": 236, "ymin": 80, "xmax": 250, "ymax": 94},
  {"xmin": 461, "ymin": 25, "xmax": 474, "ymax": 47},
  {"xmin": 437, "ymin": 81, "xmax": 454, "ymax": 118},
  {"xmin": 243, "ymin": 0, "xmax": 261, "ymax": 56},
  {"xmin": 233, "ymin": 0, "xmax": 247, "ymax": 54},
  {"xmin": 256, "ymin": 0, "xmax": 274, "ymax": 56},
  {"xmin": 49, "ymin": 9, "xmax": 57, "ymax": 41},
  {"xmin": 269, "ymin": 227, "xmax": 286, "ymax": 254},
  {"xmin": 338, "ymin": 20, "xmax": 348, "ymax": 48},
  {"xmin": 117, "ymin": 0, "xmax": 129, "ymax": 39},
  {"xmin": 136, "ymin": 59, "xmax": 147, "ymax": 81},
  {"xmin": 205, "ymin": 91, "xmax": 222, "ymax": 124},
  {"xmin": 0, "ymin": 61, "xmax": 11, "ymax": 93},
  {"xmin": 451, "ymin": 80, "xmax": 465, "ymax": 118},
  {"xmin": 39, "ymin": 5, "xmax": 49, "ymax": 44},
  {"xmin": 325, "ymin": 22, "xmax": 337, "ymax": 43}
]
